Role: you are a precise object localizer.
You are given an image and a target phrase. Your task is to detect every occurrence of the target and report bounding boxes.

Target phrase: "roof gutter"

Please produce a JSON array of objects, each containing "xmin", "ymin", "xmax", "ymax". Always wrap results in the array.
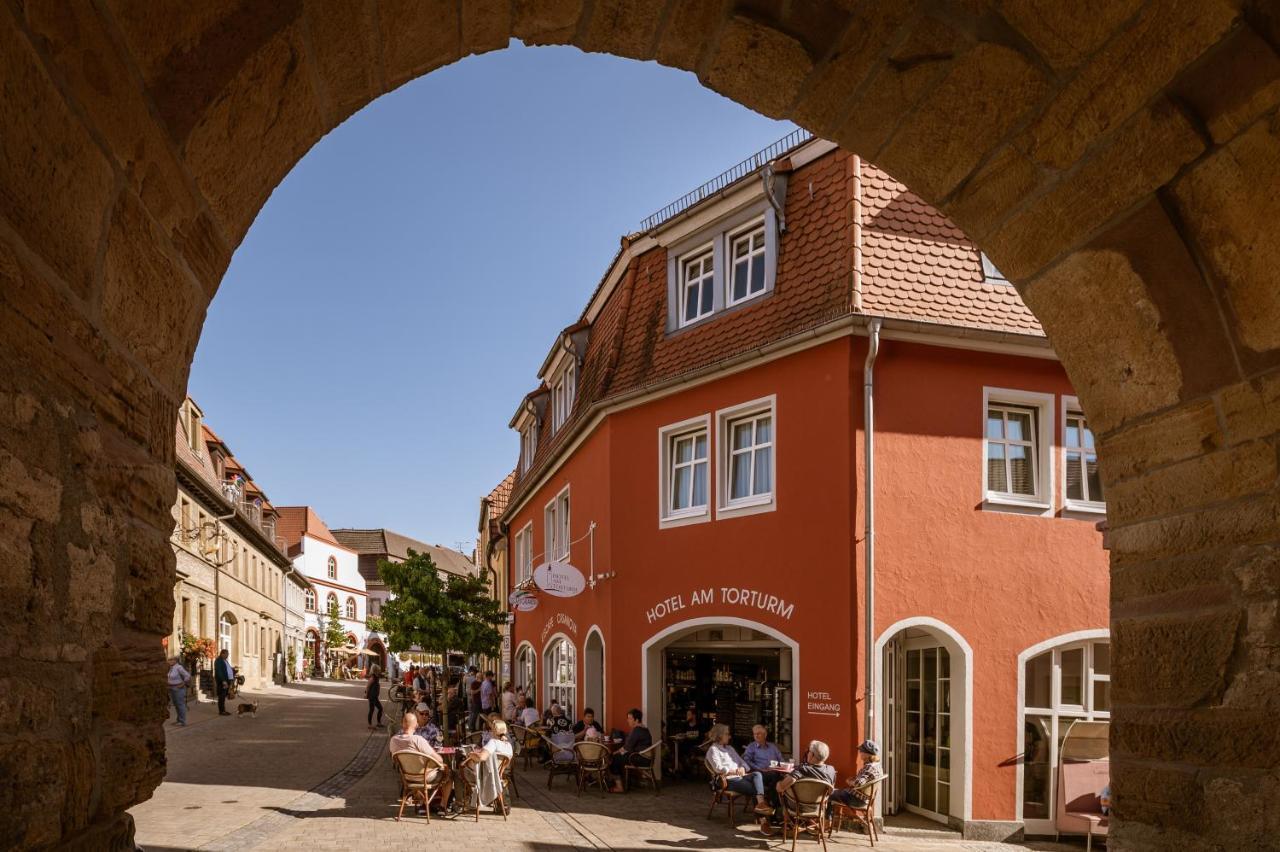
[{"xmin": 862, "ymin": 317, "xmax": 881, "ymax": 744}]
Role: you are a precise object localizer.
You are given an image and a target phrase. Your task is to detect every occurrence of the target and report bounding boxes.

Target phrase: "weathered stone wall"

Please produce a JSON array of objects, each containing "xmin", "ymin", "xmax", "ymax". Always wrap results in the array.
[{"xmin": 0, "ymin": 1, "xmax": 1277, "ymax": 848}]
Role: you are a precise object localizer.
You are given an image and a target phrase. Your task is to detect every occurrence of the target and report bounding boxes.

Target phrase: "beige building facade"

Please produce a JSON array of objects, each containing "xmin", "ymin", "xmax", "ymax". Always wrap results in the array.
[
  {"xmin": 170, "ymin": 399, "xmax": 305, "ymax": 693},
  {"xmin": 477, "ymin": 471, "xmax": 514, "ymax": 683}
]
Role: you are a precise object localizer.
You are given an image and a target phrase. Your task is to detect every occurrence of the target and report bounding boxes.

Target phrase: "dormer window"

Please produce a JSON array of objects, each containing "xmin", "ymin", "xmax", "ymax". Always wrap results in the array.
[
  {"xmin": 181, "ymin": 401, "xmax": 203, "ymax": 456},
  {"xmin": 667, "ymin": 205, "xmax": 778, "ymax": 332},
  {"xmin": 981, "ymin": 252, "xmax": 1010, "ymax": 285},
  {"xmin": 551, "ymin": 360, "xmax": 577, "ymax": 432},
  {"xmin": 520, "ymin": 421, "xmax": 539, "ymax": 474}
]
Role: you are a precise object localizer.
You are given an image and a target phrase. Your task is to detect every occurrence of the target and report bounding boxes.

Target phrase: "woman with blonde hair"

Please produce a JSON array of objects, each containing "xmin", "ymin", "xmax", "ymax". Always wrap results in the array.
[{"xmin": 705, "ymin": 723, "xmax": 773, "ymax": 816}]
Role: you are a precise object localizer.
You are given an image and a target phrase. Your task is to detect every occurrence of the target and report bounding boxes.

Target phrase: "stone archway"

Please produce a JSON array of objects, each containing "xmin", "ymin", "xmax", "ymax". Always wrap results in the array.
[{"xmin": 1, "ymin": 3, "xmax": 1277, "ymax": 848}]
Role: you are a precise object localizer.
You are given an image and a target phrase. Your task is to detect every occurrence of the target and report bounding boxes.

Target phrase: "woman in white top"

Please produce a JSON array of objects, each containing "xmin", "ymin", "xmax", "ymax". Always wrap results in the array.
[
  {"xmin": 706, "ymin": 723, "xmax": 773, "ymax": 816},
  {"xmin": 518, "ymin": 696, "xmax": 541, "ymax": 728}
]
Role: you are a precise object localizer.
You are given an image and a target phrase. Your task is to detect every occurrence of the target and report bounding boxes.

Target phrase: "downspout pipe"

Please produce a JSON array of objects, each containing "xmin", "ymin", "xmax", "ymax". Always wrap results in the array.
[{"xmin": 863, "ymin": 318, "xmax": 882, "ymax": 743}]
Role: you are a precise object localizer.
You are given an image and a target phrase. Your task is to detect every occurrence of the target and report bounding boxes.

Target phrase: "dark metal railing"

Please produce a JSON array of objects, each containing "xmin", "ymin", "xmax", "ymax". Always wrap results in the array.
[{"xmin": 638, "ymin": 128, "xmax": 812, "ymax": 232}]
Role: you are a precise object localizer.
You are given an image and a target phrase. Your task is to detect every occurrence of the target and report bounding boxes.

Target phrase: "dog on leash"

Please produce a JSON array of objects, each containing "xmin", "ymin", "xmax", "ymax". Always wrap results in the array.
[{"xmin": 236, "ymin": 701, "xmax": 259, "ymax": 717}]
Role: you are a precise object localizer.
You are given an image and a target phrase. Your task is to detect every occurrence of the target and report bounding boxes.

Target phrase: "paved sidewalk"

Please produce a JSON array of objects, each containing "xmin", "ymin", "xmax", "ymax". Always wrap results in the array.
[
  {"xmin": 134, "ymin": 685, "xmax": 1095, "ymax": 852},
  {"xmin": 130, "ymin": 679, "xmax": 378, "ymax": 851}
]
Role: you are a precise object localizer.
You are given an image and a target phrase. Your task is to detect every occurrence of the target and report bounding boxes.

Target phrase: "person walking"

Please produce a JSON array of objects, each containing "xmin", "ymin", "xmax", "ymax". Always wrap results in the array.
[
  {"xmin": 214, "ymin": 648, "xmax": 234, "ymax": 716},
  {"xmin": 166, "ymin": 656, "xmax": 191, "ymax": 726},
  {"xmin": 366, "ymin": 665, "xmax": 384, "ymax": 730}
]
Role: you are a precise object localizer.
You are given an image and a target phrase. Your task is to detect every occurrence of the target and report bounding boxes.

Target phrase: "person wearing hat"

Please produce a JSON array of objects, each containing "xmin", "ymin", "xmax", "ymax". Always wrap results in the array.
[
  {"xmin": 415, "ymin": 702, "xmax": 443, "ymax": 748},
  {"xmin": 829, "ymin": 740, "xmax": 885, "ymax": 813}
]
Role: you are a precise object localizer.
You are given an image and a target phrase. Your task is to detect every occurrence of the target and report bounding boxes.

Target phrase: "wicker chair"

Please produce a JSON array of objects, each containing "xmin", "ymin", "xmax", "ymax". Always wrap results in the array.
[
  {"xmin": 829, "ymin": 780, "xmax": 881, "ymax": 846},
  {"xmin": 623, "ymin": 741, "xmax": 663, "ymax": 794},
  {"xmin": 543, "ymin": 733, "xmax": 578, "ymax": 789},
  {"xmin": 705, "ymin": 757, "xmax": 746, "ymax": 824},
  {"xmin": 573, "ymin": 741, "xmax": 611, "ymax": 795},
  {"xmin": 512, "ymin": 724, "xmax": 543, "ymax": 770},
  {"xmin": 391, "ymin": 751, "xmax": 446, "ymax": 823},
  {"xmin": 457, "ymin": 753, "xmax": 511, "ymax": 822},
  {"xmin": 781, "ymin": 778, "xmax": 834, "ymax": 852}
]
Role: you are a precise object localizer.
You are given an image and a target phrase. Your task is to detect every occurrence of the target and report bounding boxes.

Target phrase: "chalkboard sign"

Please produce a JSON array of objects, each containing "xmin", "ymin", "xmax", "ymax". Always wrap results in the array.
[
  {"xmin": 198, "ymin": 670, "xmax": 213, "ymax": 695},
  {"xmin": 733, "ymin": 701, "xmax": 758, "ymax": 737}
]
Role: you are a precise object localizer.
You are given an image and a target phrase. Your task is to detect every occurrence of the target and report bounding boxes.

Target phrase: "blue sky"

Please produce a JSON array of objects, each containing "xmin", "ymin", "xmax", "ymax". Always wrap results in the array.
[{"xmin": 189, "ymin": 41, "xmax": 795, "ymax": 552}]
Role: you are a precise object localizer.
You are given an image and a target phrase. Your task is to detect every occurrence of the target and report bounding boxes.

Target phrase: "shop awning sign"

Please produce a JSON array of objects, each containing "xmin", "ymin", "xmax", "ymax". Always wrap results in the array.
[
  {"xmin": 513, "ymin": 596, "xmax": 539, "ymax": 612},
  {"xmin": 533, "ymin": 561, "xmax": 586, "ymax": 598}
]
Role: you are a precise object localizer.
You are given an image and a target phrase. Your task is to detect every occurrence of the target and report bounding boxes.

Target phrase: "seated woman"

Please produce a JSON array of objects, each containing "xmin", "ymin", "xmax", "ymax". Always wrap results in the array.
[
  {"xmin": 518, "ymin": 696, "xmax": 541, "ymax": 728},
  {"xmin": 573, "ymin": 707, "xmax": 605, "ymax": 741},
  {"xmin": 607, "ymin": 708, "xmax": 654, "ymax": 794},
  {"xmin": 389, "ymin": 711, "xmax": 452, "ymax": 812},
  {"xmin": 462, "ymin": 719, "xmax": 513, "ymax": 812},
  {"xmin": 829, "ymin": 740, "xmax": 884, "ymax": 814},
  {"xmin": 705, "ymin": 723, "xmax": 774, "ymax": 817}
]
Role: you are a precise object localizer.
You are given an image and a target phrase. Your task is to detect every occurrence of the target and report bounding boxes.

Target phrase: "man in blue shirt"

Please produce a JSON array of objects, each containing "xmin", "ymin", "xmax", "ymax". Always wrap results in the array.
[
  {"xmin": 743, "ymin": 724, "xmax": 785, "ymax": 809},
  {"xmin": 214, "ymin": 649, "xmax": 235, "ymax": 716}
]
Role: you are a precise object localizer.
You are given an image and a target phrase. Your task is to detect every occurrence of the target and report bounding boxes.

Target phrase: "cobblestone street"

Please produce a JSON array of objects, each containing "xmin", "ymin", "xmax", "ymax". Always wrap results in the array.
[{"xmin": 131, "ymin": 681, "xmax": 1091, "ymax": 852}]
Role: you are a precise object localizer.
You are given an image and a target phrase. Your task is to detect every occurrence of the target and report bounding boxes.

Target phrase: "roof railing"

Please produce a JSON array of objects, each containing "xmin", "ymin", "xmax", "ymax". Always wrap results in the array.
[{"xmin": 638, "ymin": 127, "xmax": 813, "ymax": 232}]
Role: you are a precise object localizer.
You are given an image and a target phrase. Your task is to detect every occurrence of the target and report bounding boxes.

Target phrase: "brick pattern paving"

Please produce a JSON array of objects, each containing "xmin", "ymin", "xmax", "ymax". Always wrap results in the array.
[{"xmin": 136, "ymin": 682, "xmax": 1090, "ymax": 851}]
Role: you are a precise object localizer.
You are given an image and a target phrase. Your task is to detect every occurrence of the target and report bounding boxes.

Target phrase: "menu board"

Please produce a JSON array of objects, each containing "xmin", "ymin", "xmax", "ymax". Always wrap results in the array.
[{"xmin": 733, "ymin": 701, "xmax": 758, "ymax": 737}]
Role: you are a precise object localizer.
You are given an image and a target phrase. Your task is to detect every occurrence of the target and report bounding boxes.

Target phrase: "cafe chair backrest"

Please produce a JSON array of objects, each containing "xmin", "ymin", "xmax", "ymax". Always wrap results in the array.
[
  {"xmin": 785, "ymin": 778, "xmax": 834, "ymax": 814},
  {"xmin": 574, "ymin": 740, "xmax": 610, "ymax": 766},
  {"xmin": 392, "ymin": 750, "xmax": 434, "ymax": 781}
]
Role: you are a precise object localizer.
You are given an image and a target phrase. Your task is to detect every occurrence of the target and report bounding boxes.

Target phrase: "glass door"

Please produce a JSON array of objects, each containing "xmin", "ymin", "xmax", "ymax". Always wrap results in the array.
[
  {"xmin": 883, "ymin": 638, "xmax": 901, "ymax": 814},
  {"xmin": 903, "ymin": 644, "xmax": 951, "ymax": 821}
]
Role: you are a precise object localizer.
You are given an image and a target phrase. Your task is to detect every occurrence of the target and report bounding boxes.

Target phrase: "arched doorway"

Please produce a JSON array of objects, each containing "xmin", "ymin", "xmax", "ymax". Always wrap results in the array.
[
  {"xmin": 642, "ymin": 617, "xmax": 800, "ymax": 769},
  {"xmin": 218, "ymin": 612, "xmax": 239, "ymax": 667},
  {"xmin": 543, "ymin": 634, "xmax": 576, "ymax": 719},
  {"xmin": 514, "ymin": 641, "xmax": 536, "ymax": 695},
  {"xmin": 4, "ymin": 5, "xmax": 1277, "ymax": 848},
  {"xmin": 874, "ymin": 618, "xmax": 972, "ymax": 829},
  {"xmin": 365, "ymin": 638, "xmax": 387, "ymax": 674},
  {"xmin": 305, "ymin": 629, "xmax": 320, "ymax": 675},
  {"xmin": 583, "ymin": 627, "xmax": 605, "ymax": 722}
]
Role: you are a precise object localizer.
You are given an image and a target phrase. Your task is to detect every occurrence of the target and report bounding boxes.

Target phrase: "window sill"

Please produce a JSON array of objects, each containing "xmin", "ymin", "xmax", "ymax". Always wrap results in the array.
[
  {"xmin": 982, "ymin": 495, "xmax": 1052, "ymax": 517},
  {"xmin": 716, "ymin": 495, "xmax": 776, "ymax": 520},
  {"xmin": 1062, "ymin": 501, "xmax": 1106, "ymax": 515},
  {"xmin": 659, "ymin": 508, "xmax": 711, "ymax": 530}
]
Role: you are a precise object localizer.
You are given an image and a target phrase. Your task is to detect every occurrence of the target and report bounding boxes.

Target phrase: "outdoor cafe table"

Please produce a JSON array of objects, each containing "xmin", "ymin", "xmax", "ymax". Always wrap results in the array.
[{"xmin": 666, "ymin": 732, "xmax": 700, "ymax": 774}]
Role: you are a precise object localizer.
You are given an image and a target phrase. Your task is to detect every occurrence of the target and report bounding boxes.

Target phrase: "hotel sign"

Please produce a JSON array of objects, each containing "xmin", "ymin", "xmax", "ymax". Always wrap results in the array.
[
  {"xmin": 645, "ymin": 586, "xmax": 795, "ymax": 624},
  {"xmin": 533, "ymin": 561, "xmax": 587, "ymax": 597}
]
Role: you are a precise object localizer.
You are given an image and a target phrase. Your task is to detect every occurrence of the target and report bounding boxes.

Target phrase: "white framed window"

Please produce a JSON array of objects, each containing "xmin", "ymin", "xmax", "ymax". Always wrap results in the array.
[
  {"xmin": 544, "ymin": 636, "xmax": 576, "ymax": 720},
  {"xmin": 326, "ymin": 592, "xmax": 338, "ymax": 614},
  {"xmin": 326, "ymin": 555, "xmax": 337, "ymax": 580},
  {"xmin": 658, "ymin": 415, "xmax": 711, "ymax": 527},
  {"xmin": 1062, "ymin": 397, "xmax": 1104, "ymax": 512},
  {"xmin": 344, "ymin": 596, "xmax": 357, "ymax": 620},
  {"xmin": 727, "ymin": 222, "xmax": 767, "ymax": 306},
  {"xmin": 678, "ymin": 247, "xmax": 715, "ymax": 327},
  {"xmin": 514, "ymin": 522, "xmax": 534, "ymax": 584},
  {"xmin": 982, "ymin": 388, "xmax": 1053, "ymax": 513},
  {"xmin": 666, "ymin": 202, "xmax": 779, "ymax": 332},
  {"xmin": 304, "ymin": 588, "xmax": 316, "ymax": 612},
  {"xmin": 716, "ymin": 396, "xmax": 777, "ymax": 519},
  {"xmin": 543, "ymin": 486, "xmax": 570, "ymax": 561},
  {"xmin": 551, "ymin": 360, "xmax": 576, "ymax": 432},
  {"xmin": 1019, "ymin": 636, "xmax": 1110, "ymax": 831},
  {"xmin": 520, "ymin": 422, "xmax": 539, "ymax": 475}
]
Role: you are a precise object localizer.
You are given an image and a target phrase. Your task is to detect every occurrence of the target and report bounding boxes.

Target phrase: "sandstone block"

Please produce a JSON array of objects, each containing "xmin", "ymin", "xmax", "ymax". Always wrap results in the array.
[
  {"xmin": 701, "ymin": 15, "xmax": 813, "ymax": 119},
  {"xmin": 575, "ymin": 0, "xmax": 665, "ymax": 59},
  {"xmin": 182, "ymin": 22, "xmax": 324, "ymax": 242},
  {"xmin": 100, "ymin": 192, "xmax": 205, "ymax": 395},
  {"xmin": 942, "ymin": 143, "xmax": 1042, "ymax": 242},
  {"xmin": 0, "ymin": 15, "xmax": 115, "ymax": 299},
  {"xmin": 1100, "ymin": 398, "xmax": 1223, "ymax": 482},
  {"xmin": 1108, "ymin": 493, "xmax": 1278, "ymax": 562},
  {"xmin": 378, "ymin": 0, "xmax": 460, "ymax": 91},
  {"xmin": 1105, "ymin": 439, "xmax": 1276, "ymax": 525},
  {"xmin": 1113, "ymin": 610, "xmax": 1239, "ymax": 708},
  {"xmin": 1218, "ymin": 367, "xmax": 1280, "ymax": 445},
  {"xmin": 653, "ymin": 0, "xmax": 725, "ymax": 71},
  {"xmin": 877, "ymin": 41, "xmax": 1048, "ymax": 202},
  {"xmin": 1170, "ymin": 113, "xmax": 1280, "ymax": 355},
  {"xmin": 1174, "ymin": 24, "xmax": 1280, "ymax": 145},
  {"xmin": 302, "ymin": 0, "xmax": 380, "ymax": 122},
  {"xmin": 997, "ymin": 0, "xmax": 1143, "ymax": 71},
  {"xmin": 461, "ymin": 0, "xmax": 512, "ymax": 57},
  {"xmin": 1016, "ymin": 0, "xmax": 1237, "ymax": 171},
  {"xmin": 512, "ymin": 0, "xmax": 584, "ymax": 45}
]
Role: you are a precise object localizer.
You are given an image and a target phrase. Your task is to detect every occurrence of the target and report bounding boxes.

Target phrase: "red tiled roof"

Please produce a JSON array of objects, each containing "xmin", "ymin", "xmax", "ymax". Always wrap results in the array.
[
  {"xmin": 505, "ymin": 143, "xmax": 1047, "ymax": 511},
  {"xmin": 275, "ymin": 506, "xmax": 355, "ymax": 553},
  {"xmin": 859, "ymin": 163, "xmax": 1041, "ymax": 335},
  {"xmin": 486, "ymin": 470, "xmax": 515, "ymax": 516}
]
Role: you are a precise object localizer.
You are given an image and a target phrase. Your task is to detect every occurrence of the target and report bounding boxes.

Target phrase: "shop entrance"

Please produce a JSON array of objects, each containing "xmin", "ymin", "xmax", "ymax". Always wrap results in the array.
[
  {"xmin": 642, "ymin": 619, "xmax": 798, "ymax": 772},
  {"xmin": 876, "ymin": 619, "xmax": 971, "ymax": 829}
]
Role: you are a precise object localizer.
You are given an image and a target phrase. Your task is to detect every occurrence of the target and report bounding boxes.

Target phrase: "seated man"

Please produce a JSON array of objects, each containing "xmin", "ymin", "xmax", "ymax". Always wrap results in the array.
[
  {"xmin": 607, "ymin": 708, "xmax": 653, "ymax": 793},
  {"xmin": 829, "ymin": 740, "xmax": 885, "ymax": 815},
  {"xmin": 389, "ymin": 711, "xmax": 452, "ymax": 811},
  {"xmin": 462, "ymin": 719, "xmax": 513, "ymax": 812},
  {"xmin": 743, "ymin": 723, "xmax": 786, "ymax": 804},
  {"xmin": 775, "ymin": 739, "xmax": 837, "ymax": 801},
  {"xmin": 573, "ymin": 707, "xmax": 605, "ymax": 741},
  {"xmin": 545, "ymin": 701, "xmax": 573, "ymax": 735},
  {"xmin": 414, "ymin": 703, "xmax": 443, "ymax": 748}
]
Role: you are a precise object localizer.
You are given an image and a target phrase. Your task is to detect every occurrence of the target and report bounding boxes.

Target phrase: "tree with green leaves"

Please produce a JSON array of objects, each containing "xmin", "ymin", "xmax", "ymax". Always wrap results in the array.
[
  {"xmin": 380, "ymin": 548, "xmax": 506, "ymax": 743},
  {"xmin": 321, "ymin": 598, "xmax": 348, "ymax": 676}
]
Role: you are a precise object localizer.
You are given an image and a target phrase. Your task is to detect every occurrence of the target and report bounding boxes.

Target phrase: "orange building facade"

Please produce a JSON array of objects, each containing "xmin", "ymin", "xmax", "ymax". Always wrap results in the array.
[{"xmin": 497, "ymin": 135, "xmax": 1110, "ymax": 840}]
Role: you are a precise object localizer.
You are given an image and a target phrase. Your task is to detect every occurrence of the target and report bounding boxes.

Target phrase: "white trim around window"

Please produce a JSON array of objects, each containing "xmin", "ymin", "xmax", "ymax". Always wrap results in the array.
[
  {"xmin": 726, "ymin": 220, "xmax": 768, "ymax": 307},
  {"xmin": 677, "ymin": 244, "xmax": 716, "ymax": 328},
  {"xmin": 658, "ymin": 414, "xmax": 712, "ymax": 529},
  {"xmin": 716, "ymin": 395, "xmax": 777, "ymax": 520},
  {"xmin": 514, "ymin": 522, "xmax": 534, "ymax": 585},
  {"xmin": 551, "ymin": 360, "xmax": 576, "ymax": 433},
  {"xmin": 666, "ymin": 202, "xmax": 778, "ymax": 333},
  {"xmin": 982, "ymin": 387, "xmax": 1054, "ymax": 515},
  {"xmin": 1061, "ymin": 395, "xmax": 1105, "ymax": 514},
  {"xmin": 543, "ymin": 485, "xmax": 570, "ymax": 562}
]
